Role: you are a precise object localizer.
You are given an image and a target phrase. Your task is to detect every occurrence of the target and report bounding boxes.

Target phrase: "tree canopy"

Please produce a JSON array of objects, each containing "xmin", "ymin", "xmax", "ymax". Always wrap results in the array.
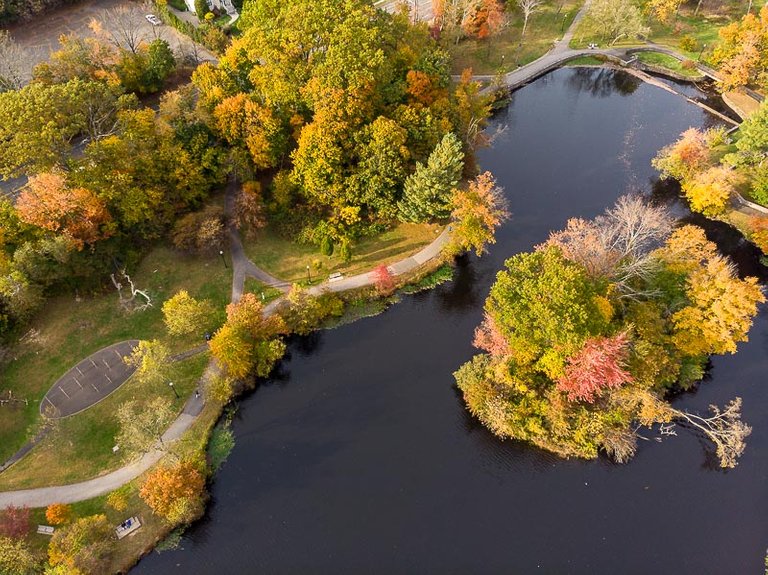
[{"xmin": 456, "ymin": 197, "xmax": 764, "ymax": 466}]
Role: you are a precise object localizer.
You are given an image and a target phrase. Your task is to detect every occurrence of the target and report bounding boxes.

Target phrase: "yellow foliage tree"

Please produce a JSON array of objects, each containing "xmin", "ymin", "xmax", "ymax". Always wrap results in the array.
[
  {"xmin": 162, "ymin": 290, "xmax": 215, "ymax": 337},
  {"xmin": 682, "ymin": 166, "xmax": 734, "ymax": 216}
]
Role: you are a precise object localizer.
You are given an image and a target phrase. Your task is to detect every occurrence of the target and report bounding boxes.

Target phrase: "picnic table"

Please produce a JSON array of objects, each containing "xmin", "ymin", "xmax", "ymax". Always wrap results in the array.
[{"xmin": 115, "ymin": 516, "xmax": 142, "ymax": 539}]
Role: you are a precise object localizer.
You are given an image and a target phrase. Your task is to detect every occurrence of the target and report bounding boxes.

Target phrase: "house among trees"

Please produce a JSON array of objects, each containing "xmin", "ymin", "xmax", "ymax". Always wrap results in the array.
[{"xmin": 183, "ymin": 0, "xmax": 237, "ymax": 15}]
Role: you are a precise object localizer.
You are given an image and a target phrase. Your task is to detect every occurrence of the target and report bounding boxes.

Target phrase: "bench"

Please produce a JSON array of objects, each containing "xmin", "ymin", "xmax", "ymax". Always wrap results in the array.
[
  {"xmin": 36, "ymin": 525, "xmax": 54, "ymax": 536},
  {"xmin": 328, "ymin": 272, "xmax": 344, "ymax": 283},
  {"xmin": 115, "ymin": 516, "xmax": 142, "ymax": 539}
]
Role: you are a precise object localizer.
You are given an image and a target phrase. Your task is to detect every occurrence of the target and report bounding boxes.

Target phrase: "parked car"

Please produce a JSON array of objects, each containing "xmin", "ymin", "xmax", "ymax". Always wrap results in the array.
[{"xmin": 145, "ymin": 14, "xmax": 162, "ymax": 25}]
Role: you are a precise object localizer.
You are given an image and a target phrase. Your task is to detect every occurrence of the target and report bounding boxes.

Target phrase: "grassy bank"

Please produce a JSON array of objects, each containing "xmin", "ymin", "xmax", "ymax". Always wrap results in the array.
[{"xmin": 244, "ymin": 222, "xmax": 441, "ymax": 284}]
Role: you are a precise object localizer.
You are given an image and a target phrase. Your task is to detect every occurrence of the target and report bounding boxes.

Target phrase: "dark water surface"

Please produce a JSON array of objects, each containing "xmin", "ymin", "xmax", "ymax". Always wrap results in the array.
[{"xmin": 134, "ymin": 68, "xmax": 768, "ymax": 574}]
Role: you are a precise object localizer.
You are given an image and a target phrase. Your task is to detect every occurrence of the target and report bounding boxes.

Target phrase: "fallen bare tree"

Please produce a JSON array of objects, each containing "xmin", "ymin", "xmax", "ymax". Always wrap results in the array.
[{"xmin": 111, "ymin": 269, "xmax": 152, "ymax": 312}]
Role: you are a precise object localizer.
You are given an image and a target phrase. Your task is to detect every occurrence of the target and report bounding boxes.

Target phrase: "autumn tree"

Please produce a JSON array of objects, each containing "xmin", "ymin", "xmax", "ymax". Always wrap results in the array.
[
  {"xmin": 660, "ymin": 227, "xmax": 765, "ymax": 355},
  {"xmin": 711, "ymin": 5, "xmax": 768, "ymax": 91},
  {"xmin": 398, "ymin": 132, "xmax": 466, "ymax": 222},
  {"xmin": 652, "ymin": 128, "xmax": 710, "ymax": 181},
  {"xmin": 278, "ymin": 286, "xmax": 344, "ymax": 335},
  {"xmin": 140, "ymin": 459, "xmax": 206, "ymax": 524},
  {"xmin": 0, "ymin": 79, "xmax": 129, "ymax": 179},
  {"xmin": 163, "ymin": 290, "xmax": 216, "ymax": 337},
  {"xmin": 582, "ymin": 0, "xmax": 649, "ymax": 45},
  {"xmin": 681, "ymin": 166, "xmax": 734, "ymax": 216},
  {"xmin": 15, "ymin": 172, "xmax": 112, "ymax": 249},
  {"xmin": 72, "ymin": 106, "xmax": 223, "ymax": 239},
  {"xmin": 543, "ymin": 195, "xmax": 673, "ymax": 297},
  {"xmin": 115, "ymin": 397, "xmax": 176, "ymax": 455},
  {"xmin": 0, "ymin": 537, "xmax": 39, "ymax": 575},
  {"xmin": 0, "ymin": 506, "xmax": 30, "ymax": 539},
  {"xmin": 210, "ymin": 293, "xmax": 286, "ymax": 379},
  {"xmin": 374, "ymin": 265, "xmax": 397, "ymax": 294},
  {"xmin": 213, "ymin": 94, "xmax": 289, "ymax": 170},
  {"xmin": 234, "ymin": 181, "xmax": 267, "ymax": 236},
  {"xmin": 464, "ymin": 0, "xmax": 506, "ymax": 39},
  {"xmin": 172, "ymin": 205, "xmax": 226, "ymax": 253},
  {"xmin": 45, "ymin": 504, "xmax": 72, "ymax": 526},
  {"xmin": 124, "ymin": 340, "xmax": 174, "ymax": 388},
  {"xmin": 556, "ymin": 333, "xmax": 633, "ymax": 403},
  {"xmin": 32, "ymin": 32, "xmax": 118, "ymax": 86},
  {"xmin": 449, "ymin": 171, "xmax": 509, "ymax": 256},
  {"xmin": 455, "ymin": 199, "xmax": 760, "ymax": 467},
  {"xmin": 47, "ymin": 514, "xmax": 112, "ymax": 574},
  {"xmin": 647, "ymin": 0, "xmax": 682, "ymax": 25}
]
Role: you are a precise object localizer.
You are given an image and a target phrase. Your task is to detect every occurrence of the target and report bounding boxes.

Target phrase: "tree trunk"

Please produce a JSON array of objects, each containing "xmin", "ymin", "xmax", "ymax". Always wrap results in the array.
[
  {"xmin": 522, "ymin": 13, "xmax": 529, "ymax": 38},
  {"xmin": 694, "ymin": 0, "xmax": 704, "ymax": 16}
]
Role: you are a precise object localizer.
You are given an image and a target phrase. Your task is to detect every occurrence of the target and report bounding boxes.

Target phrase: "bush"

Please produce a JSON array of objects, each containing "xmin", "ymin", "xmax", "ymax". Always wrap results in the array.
[
  {"xmin": 681, "ymin": 59, "xmax": 696, "ymax": 70},
  {"xmin": 679, "ymin": 35, "xmax": 698, "ymax": 52}
]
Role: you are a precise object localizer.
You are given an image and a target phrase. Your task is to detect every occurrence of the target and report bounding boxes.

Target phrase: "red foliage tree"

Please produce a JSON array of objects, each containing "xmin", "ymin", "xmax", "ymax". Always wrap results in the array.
[
  {"xmin": 373, "ymin": 264, "xmax": 396, "ymax": 294},
  {"xmin": 556, "ymin": 333, "xmax": 633, "ymax": 403},
  {"xmin": 473, "ymin": 312, "xmax": 508, "ymax": 357},
  {"xmin": 0, "ymin": 505, "xmax": 31, "ymax": 539}
]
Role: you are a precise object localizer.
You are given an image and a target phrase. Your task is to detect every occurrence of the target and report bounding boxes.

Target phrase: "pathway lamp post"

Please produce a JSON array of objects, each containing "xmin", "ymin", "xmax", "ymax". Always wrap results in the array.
[
  {"xmin": 219, "ymin": 249, "xmax": 228, "ymax": 269},
  {"xmin": 168, "ymin": 381, "xmax": 180, "ymax": 399},
  {"xmin": 698, "ymin": 43, "xmax": 707, "ymax": 61},
  {"xmin": 307, "ymin": 265, "xmax": 311, "ymax": 284},
  {"xmin": 561, "ymin": 13, "xmax": 568, "ymax": 33}
]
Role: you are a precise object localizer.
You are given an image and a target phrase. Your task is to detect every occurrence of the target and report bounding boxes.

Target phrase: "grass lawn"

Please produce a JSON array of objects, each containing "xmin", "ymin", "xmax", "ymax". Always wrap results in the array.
[
  {"xmin": 243, "ymin": 278, "xmax": 283, "ymax": 304},
  {"xmin": 167, "ymin": 0, "xmax": 187, "ymax": 11},
  {"xmin": 0, "ymin": 244, "xmax": 230, "ymax": 465},
  {"xmin": 636, "ymin": 51, "xmax": 704, "ymax": 78},
  {"xmin": 244, "ymin": 222, "xmax": 443, "ymax": 284},
  {"xmin": 0, "ymin": 353, "xmax": 209, "ymax": 491},
  {"xmin": 569, "ymin": 2, "xmax": 740, "ymax": 58},
  {"xmin": 23, "ymin": 399, "xmax": 225, "ymax": 572},
  {"xmin": 447, "ymin": 0, "xmax": 584, "ymax": 75},
  {"xmin": 564, "ymin": 55, "xmax": 607, "ymax": 66}
]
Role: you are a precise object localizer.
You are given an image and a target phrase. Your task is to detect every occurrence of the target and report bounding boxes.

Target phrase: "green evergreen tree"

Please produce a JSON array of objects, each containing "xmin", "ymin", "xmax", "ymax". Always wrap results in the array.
[{"xmin": 398, "ymin": 132, "xmax": 465, "ymax": 223}]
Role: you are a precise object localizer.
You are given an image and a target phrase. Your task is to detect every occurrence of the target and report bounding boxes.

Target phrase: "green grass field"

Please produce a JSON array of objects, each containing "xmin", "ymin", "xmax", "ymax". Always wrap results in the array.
[
  {"xmin": 0, "ymin": 244, "xmax": 230, "ymax": 465},
  {"xmin": 0, "ymin": 354, "xmax": 209, "ymax": 490},
  {"xmin": 447, "ymin": 0, "xmax": 584, "ymax": 75},
  {"xmin": 244, "ymin": 222, "xmax": 442, "ymax": 284},
  {"xmin": 636, "ymin": 51, "xmax": 704, "ymax": 77}
]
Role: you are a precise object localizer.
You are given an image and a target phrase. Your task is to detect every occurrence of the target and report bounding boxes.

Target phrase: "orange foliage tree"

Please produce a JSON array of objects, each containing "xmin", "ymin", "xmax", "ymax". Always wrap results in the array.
[
  {"xmin": 16, "ymin": 172, "xmax": 112, "ymax": 249},
  {"xmin": 45, "ymin": 503, "xmax": 73, "ymax": 526},
  {"xmin": 652, "ymin": 128, "xmax": 710, "ymax": 181},
  {"xmin": 140, "ymin": 460, "xmax": 206, "ymax": 524},
  {"xmin": 449, "ymin": 171, "xmax": 509, "ymax": 256}
]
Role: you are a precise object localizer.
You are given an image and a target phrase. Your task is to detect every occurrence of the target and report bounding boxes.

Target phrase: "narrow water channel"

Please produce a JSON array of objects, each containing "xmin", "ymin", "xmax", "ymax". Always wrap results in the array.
[{"xmin": 134, "ymin": 67, "xmax": 768, "ymax": 574}]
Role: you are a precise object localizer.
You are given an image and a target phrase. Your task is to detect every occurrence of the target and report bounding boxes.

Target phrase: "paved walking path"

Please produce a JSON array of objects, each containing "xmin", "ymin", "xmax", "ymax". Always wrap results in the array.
[
  {"xmin": 4, "ymin": 0, "xmax": 756, "ymax": 507},
  {"xmin": 224, "ymin": 178, "xmax": 290, "ymax": 303},
  {"xmin": 0, "ymin": 183, "xmax": 452, "ymax": 505},
  {"xmin": 0, "ymin": 364, "xmax": 213, "ymax": 508}
]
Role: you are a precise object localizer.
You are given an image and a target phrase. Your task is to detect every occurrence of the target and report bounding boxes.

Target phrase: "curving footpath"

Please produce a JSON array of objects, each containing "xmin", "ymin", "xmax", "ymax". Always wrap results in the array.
[
  {"xmin": 3, "ymin": 0, "xmax": 754, "ymax": 508},
  {"xmin": 0, "ymin": 191, "xmax": 452, "ymax": 507}
]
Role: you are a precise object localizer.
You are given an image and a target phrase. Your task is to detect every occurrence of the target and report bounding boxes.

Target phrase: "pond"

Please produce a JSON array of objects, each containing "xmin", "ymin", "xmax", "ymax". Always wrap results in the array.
[{"xmin": 134, "ymin": 67, "xmax": 768, "ymax": 574}]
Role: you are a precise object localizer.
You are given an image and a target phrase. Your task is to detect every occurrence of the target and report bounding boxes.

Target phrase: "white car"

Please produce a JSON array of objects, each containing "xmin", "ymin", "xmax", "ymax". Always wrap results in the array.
[{"xmin": 145, "ymin": 14, "xmax": 162, "ymax": 26}]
